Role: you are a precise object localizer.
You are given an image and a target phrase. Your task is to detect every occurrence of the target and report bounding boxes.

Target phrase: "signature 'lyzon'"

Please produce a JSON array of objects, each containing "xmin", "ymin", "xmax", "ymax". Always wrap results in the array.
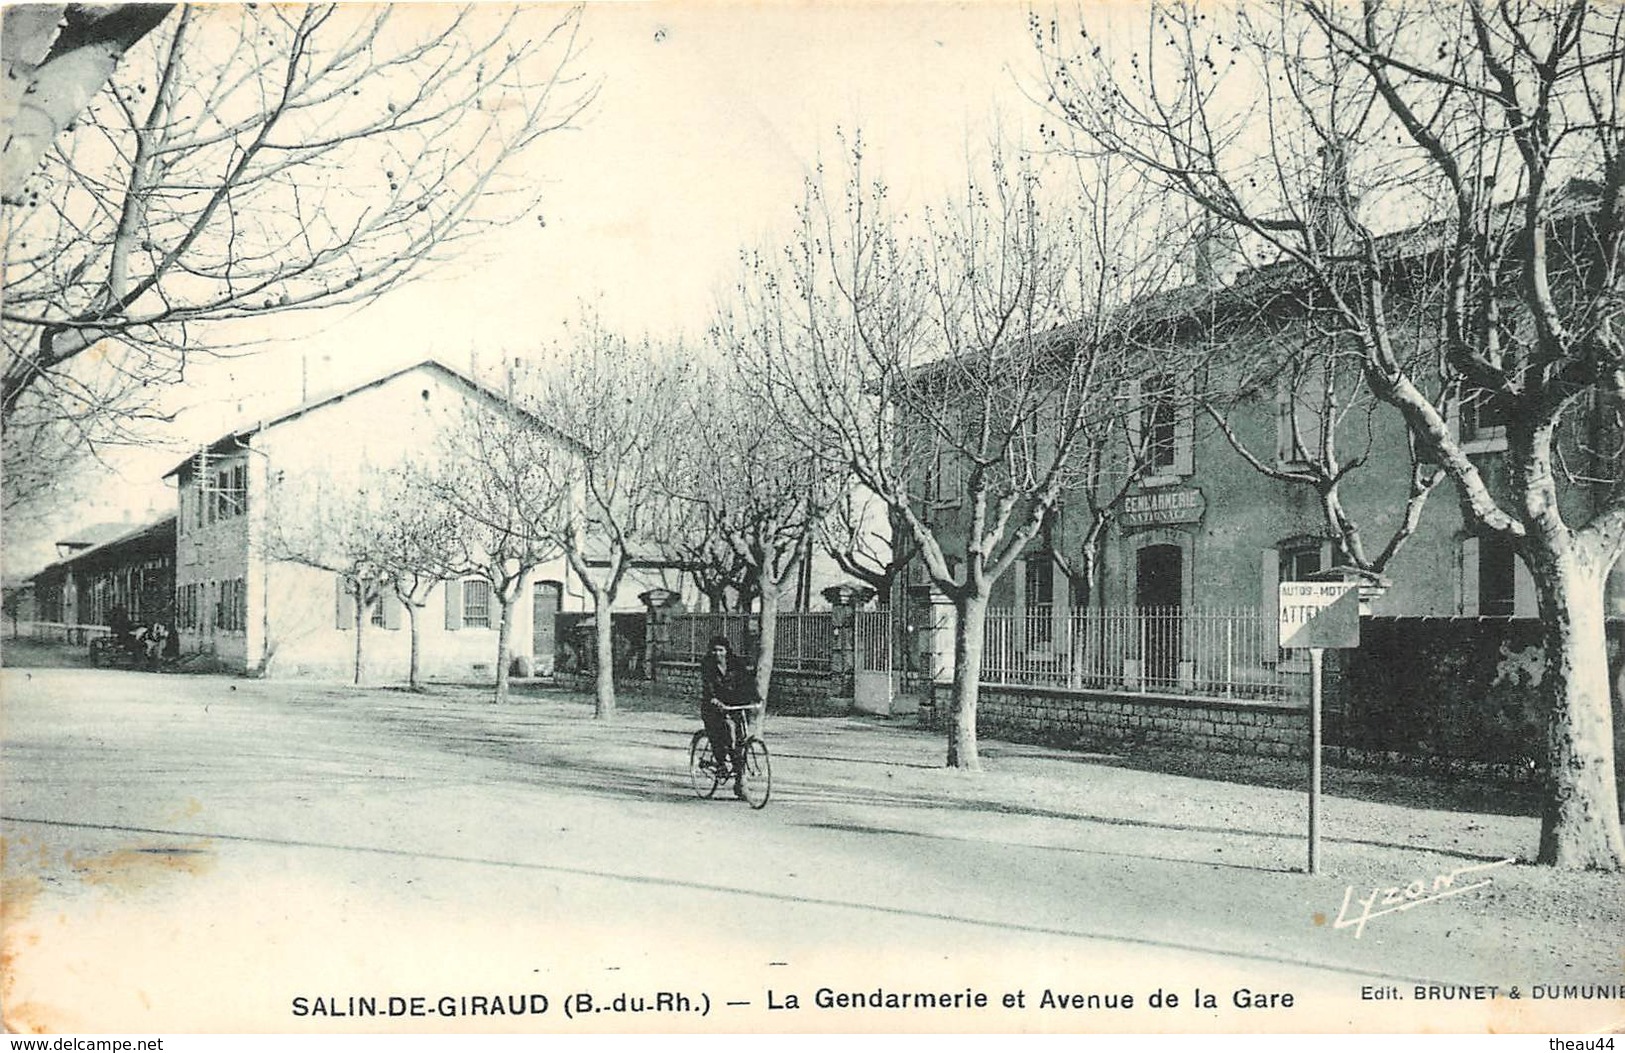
[{"xmin": 1333, "ymin": 858, "xmax": 1516, "ymax": 939}]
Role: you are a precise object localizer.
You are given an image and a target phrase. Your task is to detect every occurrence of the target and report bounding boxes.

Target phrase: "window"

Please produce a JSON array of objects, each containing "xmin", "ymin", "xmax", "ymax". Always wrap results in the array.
[
  {"xmin": 928, "ymin": 447, "xmax": 962, "ymax": 506},
  {"xmin": 176, "ymin": 583, "xmax": 201, "ymax": 630},
  {"xmin": 462, "ymin": 580, "xmax": 492, "ymax": 628},
  {"xmin": 196, "ymin": 463, "xmax": 248, "ymax": 523},
  {"xmin": 1024, "ymin": 553, "xmax": 1055, "ymax": 649},
  {"xmin": 1276, "ymin": 379, "xmax": 1320, "ymax": 468},
  {"xmin": 370, "ymin": 599, "xmax": 387, "ymax": 627},
  {"xmin": 1460, "ymin": 387, "xmax": 1513, "ymax": 449},
  {"xmin": 1130, "ymin": 374, "xmax": 1194, "ymax": 482},
  {"xmin": 1278, "ymin": 539, "xmax": 1324, "ymax": 583},
  {"xmin": 1477, "ymin": 533, "xmax": 1516, "ymax": 617},
  {"xmin": 1142, "ymin": 374, "xmax": 1178, "ymax": 472},
  {"xmin": 214, "ymin": 578, "xmax": 246, "ymax": 632}
]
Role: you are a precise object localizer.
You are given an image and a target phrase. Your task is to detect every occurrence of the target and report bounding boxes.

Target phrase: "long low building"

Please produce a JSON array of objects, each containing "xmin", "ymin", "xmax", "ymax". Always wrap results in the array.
[{"xmin": 24, "ymin": 516, "xmax": 178, "ymax": 637}]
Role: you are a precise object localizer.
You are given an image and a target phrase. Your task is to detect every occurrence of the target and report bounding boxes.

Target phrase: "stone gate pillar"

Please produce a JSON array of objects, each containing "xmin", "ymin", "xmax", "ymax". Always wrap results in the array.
[
  {"xmin": 639, "ymin": 588, "xmax": 682, "ymax": 683},
  {"xmin": 924, "ymin": 588, "xmax": 957, "ymax": 685},
  {"xmin": 821, "ymin": 583, "xmax": 872, "ymax": 704}
]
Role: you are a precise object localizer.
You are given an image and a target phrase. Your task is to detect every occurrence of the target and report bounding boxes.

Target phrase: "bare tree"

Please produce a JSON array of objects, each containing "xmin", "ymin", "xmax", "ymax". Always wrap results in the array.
[
  {"xmin": 373, "ymin": 468, "xmax": 460, "ymax": 692},
  {"xmin": 1191, "ymin": 278, "xmax": 1449, "ymax": 585},
  {"xmin": 669, "ymin": 357, "xmax": 831, "ymax": 707},
  {"xmin": 264, "ymin": 470, "xmax": 392, "ymax": 685},
  {"xmin": 430, "ymin": 401, "xmax": 568, "ymax": 704},
  {"xmin": 669, "ymin": 511, "xmax": 756, "ymax": 612},
  {"xmin": 818, "ymin": 487, "xmax": 916, "ymax": 606},
  {"xmin": 526, "ymin": 328, "xmax": 673, "ymax": 721},
  {"xmin": 2, "ymin": 3, "xmax": 595, "ymax": 512},
  {"xmin": 1, "ymin": 4, "xmax": 175, "ymax": 197},
  {"xmin": 743, "ymin": 141, "xmax": 1160, "ymax": 770},
  {"xmin": 1039, "ymin": 0, "xmax": 1625, "ymax": 868}
]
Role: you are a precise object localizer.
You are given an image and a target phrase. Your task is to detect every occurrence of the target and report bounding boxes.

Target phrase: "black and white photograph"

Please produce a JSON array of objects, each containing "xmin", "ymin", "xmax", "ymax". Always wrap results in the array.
[{"xmin": 1, "ymin": 0, "xmax": 1622, "ymax": 1040}]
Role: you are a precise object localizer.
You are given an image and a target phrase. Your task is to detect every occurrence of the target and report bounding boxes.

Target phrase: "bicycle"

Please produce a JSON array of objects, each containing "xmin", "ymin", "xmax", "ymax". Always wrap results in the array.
[{"xmin": 688, "ymin": 702, "xmax": 771, "ymax": 809}]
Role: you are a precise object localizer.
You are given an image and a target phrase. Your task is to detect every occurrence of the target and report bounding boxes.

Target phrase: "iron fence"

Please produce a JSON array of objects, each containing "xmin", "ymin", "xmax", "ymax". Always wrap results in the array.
[
  {"xmin": 981, "ymin": 606, "xmax": 1307, "ymax": 701},
  {"xmin": 666, "ymin": 610, "xmax": 833, "ymax": 672},
  {"xmin": 772, "ymin": 611, "xmax": 833, "ymax": 671},
  {"xmin": 667, "ymin": 612, "xmax": 751, "ymax": 662}
]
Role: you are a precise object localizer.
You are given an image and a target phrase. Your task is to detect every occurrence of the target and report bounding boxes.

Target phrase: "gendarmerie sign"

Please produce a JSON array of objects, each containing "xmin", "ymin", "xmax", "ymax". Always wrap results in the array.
[{"xmin": 1120, "ymin": 487, "xmax": 1206, "ymax": 529}]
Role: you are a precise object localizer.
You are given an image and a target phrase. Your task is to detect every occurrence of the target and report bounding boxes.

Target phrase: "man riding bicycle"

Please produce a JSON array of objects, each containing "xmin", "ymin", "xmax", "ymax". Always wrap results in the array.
[{"xmin": 699, "ymin": 635, "xmax": 755, "ymax": 786}]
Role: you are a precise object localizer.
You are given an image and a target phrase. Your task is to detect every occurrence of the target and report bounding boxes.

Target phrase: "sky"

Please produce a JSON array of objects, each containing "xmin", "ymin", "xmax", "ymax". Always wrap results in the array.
[{"xmin": 9, "ymin": 1, "xmax": 1055, "ymax": 572}]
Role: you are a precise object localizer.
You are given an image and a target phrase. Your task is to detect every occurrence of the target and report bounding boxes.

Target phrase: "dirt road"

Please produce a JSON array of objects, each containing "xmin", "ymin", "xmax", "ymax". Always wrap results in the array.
[{"xmin": 2, "ymin": 667, "xmax": 1619, "ymax": 1034}]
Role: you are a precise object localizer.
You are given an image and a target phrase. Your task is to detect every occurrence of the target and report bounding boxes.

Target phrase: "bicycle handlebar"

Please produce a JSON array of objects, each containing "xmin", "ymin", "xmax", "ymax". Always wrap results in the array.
[{"xmin": 706, "ymin": 701, "xmax": 762, "ymax": 713}]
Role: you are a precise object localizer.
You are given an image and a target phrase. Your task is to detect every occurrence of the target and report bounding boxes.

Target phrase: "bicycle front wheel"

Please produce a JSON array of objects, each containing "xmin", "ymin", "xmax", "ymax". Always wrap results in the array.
[
  {"xmin": 689, "ymin": 730, "xmax": 720, "ymax": 799},
  {"xmin": 737, "ymin": 737, "xmax": 771, "ymax": 809}
]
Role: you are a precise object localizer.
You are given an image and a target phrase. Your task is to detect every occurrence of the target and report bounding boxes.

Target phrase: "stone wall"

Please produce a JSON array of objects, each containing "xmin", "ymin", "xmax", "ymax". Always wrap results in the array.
[
  {"xmin": 934, "ymin": 682, "xmax": 1309, "ymax": 758},
  {"xmin": 655, "ymin": 661, "xmax": 848, "ymax": 717}
]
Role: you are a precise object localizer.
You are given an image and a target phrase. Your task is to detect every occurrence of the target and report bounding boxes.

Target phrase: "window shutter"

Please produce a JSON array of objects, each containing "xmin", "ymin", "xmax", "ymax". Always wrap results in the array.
[
  {"xmin": 1173, "ymin": 400, "xmax": 1195, "ymax": 477},
  {"xmin": 1261, "ymin": 548, "xmax": 1280, "ymax": 650},
  {"xmin": 1512, "ymin": 553, "xmax": 1536, "ymax": 618},
  {"xmin": 1459, "ymin": 537, "xmax": 1481, "ymax": 616},
  {"xmin": 444, "ymin": 579, "xmax": 463, "ymax": 631},
  {"xmin": 336, "ymin": 576, "xmax": 355, "ymax": 629},
  {"xmin": 1275, "ymin": 381, "xmax": 1296, "ymax": 465},
  {"xmin": 382, "ymin": 591, "xmax": 403, "ymax": 630},
  {"xmin": 1125, "ymin": 378, "xmax": 1144, "ymax": 455}
]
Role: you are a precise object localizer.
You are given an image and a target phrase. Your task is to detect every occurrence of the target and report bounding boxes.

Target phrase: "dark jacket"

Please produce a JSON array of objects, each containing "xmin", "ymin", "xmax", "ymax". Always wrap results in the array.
[{"xmin": 700, "ymin": 653, "xmax": 756, "ymax": 707}]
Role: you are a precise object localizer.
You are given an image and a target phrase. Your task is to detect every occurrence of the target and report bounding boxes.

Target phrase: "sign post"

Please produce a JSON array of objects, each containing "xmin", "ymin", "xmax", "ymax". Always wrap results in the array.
[
  {"xmin": 1278, "ymin": 580, "xmax": 1360, "ymax": 876},
  {"xmin": 1309, "ymin": 646, "xmax": 1323, "ymax": 875}
]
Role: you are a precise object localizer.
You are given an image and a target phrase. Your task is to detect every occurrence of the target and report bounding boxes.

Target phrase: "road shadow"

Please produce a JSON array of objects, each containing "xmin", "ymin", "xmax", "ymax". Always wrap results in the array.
[
  {"xmin": 354, "ymin": 702, "xmax": 1516, "ymax": 869},
  {"xmin": 0, "ymin": 812, "xmax": 1444, "ymax": 988}
]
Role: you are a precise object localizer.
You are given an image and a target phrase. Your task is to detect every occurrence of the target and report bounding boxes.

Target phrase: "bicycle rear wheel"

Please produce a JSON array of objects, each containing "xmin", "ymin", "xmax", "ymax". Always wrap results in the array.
[
  {"xmin": 737, "ymin": 737, "xmax": 771, "ymax": 809},
  {"xmin": 689, "ymin": 730, "xmax": 721, "ymax": 799}
]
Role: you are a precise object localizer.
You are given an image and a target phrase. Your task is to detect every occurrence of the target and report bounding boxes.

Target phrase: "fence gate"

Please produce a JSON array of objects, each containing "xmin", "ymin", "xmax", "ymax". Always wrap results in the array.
[{"xmin": 854, "ymin": 609, "xmax": 909, "ymax": 715}]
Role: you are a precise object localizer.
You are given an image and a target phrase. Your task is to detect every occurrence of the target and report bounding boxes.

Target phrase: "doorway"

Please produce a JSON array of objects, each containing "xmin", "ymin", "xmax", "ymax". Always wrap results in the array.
[
  {"xmin": 532, "ymin": 581, "xmax": 561, "ymax": 676},
  {"xmin": 1135, "ymin": 544, "xmax": 1183, "ymax": 687}
]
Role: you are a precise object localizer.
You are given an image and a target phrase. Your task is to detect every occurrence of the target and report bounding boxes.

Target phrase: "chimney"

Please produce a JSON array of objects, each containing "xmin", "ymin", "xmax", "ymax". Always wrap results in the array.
[
  {"xmin": 1193, "ymin": 214, "xmax": 1241, "ymax": 289},
  {"xmin": 1307, "ymin": 140, "xmax": 1358, "ymax": 256}
]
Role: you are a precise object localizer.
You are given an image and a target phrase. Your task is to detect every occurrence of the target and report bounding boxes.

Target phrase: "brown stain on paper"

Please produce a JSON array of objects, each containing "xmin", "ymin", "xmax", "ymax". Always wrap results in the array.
[
  {"xmin": 1, "ymin": 833, "xmax": 214, "ymax": 1032},
  {"xmin": 70, "ymin": 841, "xmax": 214, "ymax": 892},
  {"xmin": 2, "ymin": 836, "xmax": 60, "ymax": 1033}
]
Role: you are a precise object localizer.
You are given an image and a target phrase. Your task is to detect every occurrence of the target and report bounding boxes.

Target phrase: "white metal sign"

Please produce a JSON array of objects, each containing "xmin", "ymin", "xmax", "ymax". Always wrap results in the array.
[{"xmin": 1278, "ymin": 581, "xmax": 1360, "ymax": 650}]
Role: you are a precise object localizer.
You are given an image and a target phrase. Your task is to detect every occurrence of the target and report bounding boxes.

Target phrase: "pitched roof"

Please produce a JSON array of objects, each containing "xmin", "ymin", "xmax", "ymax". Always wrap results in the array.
[
  {"xmin": 162, "ymin": 358, "xmax": 583, "ymax": 479},
  {"xmin": 904, "ymin": 179, "xmax": 1605, "ymax": 383},
  {"xmin": 35, "ymin": 514, "xmax": 178, "ymax": 580},
  {"xmin": 55, "ymin": 521, "xmax": 137, "ymax": 551}
]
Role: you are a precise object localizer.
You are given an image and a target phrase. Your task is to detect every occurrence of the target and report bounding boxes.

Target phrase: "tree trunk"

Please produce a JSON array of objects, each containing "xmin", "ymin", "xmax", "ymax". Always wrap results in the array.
[
  {"xmin": 754, "ymin": 583, "xmax": 780, "ymax": 718},
  {"xmin": 406, "ymin": 602, "xmax": 422, "ymax": 692},
  {"xmin": 1, "ymin": 4, "xmax": 175, "ymax": 201},
  {"xmin": 946, "ymin": 590, "xmax": 989, "ymax": 771},
  {"xmin": 592, "ymin": 594, "xmax": 616, "ymax": 720},
  {"xmin": 1526, "ymin": 546, "xmax": 1625, "ymax": 870},
  {"xmin": 352, "ymin": 581, "xmax": 365, "ymax": 686},
  {"xmin": 493, "ymin": 594, "xmax": 512, "ymax": 704}
]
